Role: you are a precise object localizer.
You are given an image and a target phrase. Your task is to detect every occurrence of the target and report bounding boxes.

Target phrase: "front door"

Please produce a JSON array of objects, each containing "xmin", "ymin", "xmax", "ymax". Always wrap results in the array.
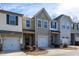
[
  {"xmin": 51, "ymin": 34, "xmax": 60, "ymax": 48},
  {"xmin": 51, "ymin": 36, "xmax": 54, "ymax": 45},
  {"xmin": 24, "ymin": 34, "xmax": 35, "ymax": 50},
  {"xmin": 71, "ymin": 34, "xmax": 75, "ymax": 45},
  {"xmin": 25, "ymin": 37, "xmax": 30, "ymax": 46}
]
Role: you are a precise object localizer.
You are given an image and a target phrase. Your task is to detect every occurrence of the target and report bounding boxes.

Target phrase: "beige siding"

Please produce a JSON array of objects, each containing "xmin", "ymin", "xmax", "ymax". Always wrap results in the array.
[
  {"xmin": 0, "ymin": 13, "xmax": 22, "ymax": 32},
  {"xmin": 35, "ymin": 12, "xmax": 51, "ymax": 47}
]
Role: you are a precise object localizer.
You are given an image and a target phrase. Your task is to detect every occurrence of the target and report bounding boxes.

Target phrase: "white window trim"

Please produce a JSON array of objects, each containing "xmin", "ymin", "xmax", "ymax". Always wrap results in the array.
[
  {"xmin": 26, "ymin": 19, "xmax": 31, "ymax": 29},
  {"xmin": 51, "ymin": 21, "xmax": 57, "ymax": 29},
  {"xmin": 37, "ymin": 19, "xmax": 42, "ymax": 28},
  {"xmin": 9, "ymin": 15, "xmax": 17, "ymax": 25},
  {"xmin": 43, "ymin": 20, "xmax": 48, "ymax": 29},
  {"xmin": 77, "ymin": 24, "xmax": 79, "ymax": 30}
]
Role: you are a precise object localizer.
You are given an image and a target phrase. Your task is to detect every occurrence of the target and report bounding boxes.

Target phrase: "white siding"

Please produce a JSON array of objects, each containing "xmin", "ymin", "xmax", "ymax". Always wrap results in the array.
[
  {"xmin": 75, "ymin": 34, "xmax": 79, "ymax": 41},
  {"xmin": 0, "ymin": 13, "xmax": 22, "ymax": 32}
]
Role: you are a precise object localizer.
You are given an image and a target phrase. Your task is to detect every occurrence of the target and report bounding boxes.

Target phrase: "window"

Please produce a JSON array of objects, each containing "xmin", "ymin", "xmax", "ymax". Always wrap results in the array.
[
  {"xmin": 51, "ymin": 22, "xmax": 56, "ymax": 28},
  {"xmin": 67, "ymin": 26, "xmax": 69, "ymax": 29},
  {"xmin": 6, "ymin": 14, "xmax": 18, "ymax": 25},
  {"xmin": 71, "ymin": 24, "xmax": 74, "ymax": 29},
  {"xmin": 37, "ymin": 20, "xmax": 42, "ymax": 28},
  {"xmin": 26, "ymin": 20, "xmax": 30, "ymax": 28},
  {"xmin": 43, "ymin": 20, "xmax": 48, "ymax": 28},
  {"xmin": 63, "ymin": 25, "xmax": 65, "ymax": 28},
  {"xmin": 77, "ymin": 24, "xmax": 79, "ymax": 30}
]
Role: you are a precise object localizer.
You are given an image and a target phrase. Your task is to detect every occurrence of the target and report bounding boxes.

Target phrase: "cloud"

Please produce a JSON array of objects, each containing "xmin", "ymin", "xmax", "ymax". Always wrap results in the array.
[
  {"xmin": 1, "ymin": 3, "xmax": 79, "ymax": 22},
  {"xmin": 57, "ymin": 3, "xmax": 79, "ymax": 17},
  {"xmin": 0, "ymin": 3, "xmax": 60, "ymax": 17}
]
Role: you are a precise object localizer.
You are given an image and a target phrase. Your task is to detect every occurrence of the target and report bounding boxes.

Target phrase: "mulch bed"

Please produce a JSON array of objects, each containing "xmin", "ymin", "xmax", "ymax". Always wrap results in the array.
[{"xmin": 25, "ymin": 49, "xmax": 48, "ymax": 55}]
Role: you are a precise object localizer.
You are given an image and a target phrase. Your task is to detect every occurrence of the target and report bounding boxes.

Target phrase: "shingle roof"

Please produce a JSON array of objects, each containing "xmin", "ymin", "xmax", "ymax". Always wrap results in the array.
[
  {"xmin": 0, "ymin": 9, "xmax": 23, "ymax": 16},
  {"xmin": 54, "ymin": 14, "xmax": 72, "ymax": 22}
]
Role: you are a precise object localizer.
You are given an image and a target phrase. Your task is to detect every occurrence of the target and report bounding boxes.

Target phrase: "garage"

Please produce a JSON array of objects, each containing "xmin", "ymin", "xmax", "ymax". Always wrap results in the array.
[
  {"xmin": 38, "ymin": 36, "xmax": 48, "ymax": 49},
  {"xmin": 75, "ymin": 37, "xmax": 79, "ymax": 41},
  {"xmin": 3, "ymin": 37, "xmax": 20, "ymax": 51},
  {"xmin": 62, "ymin": 38, "xmax": 70, "ymax": 44},
  {"xmin": 75, "ymin": 37, "xmax": 79, "ymax": 45}
]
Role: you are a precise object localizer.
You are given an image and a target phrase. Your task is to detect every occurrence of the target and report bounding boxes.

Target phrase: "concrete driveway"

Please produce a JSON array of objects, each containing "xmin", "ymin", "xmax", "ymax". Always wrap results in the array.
[
  {"xmin": 0, "ymin": 51, "xmax": 26, "ymax": 56},
  {"xmin": 59, "ymin": 50, "xmax": 79, "ymax": 56},
  {"xmin": 0, "ymin": 46, "xmax": 79, "ymax": 56}
]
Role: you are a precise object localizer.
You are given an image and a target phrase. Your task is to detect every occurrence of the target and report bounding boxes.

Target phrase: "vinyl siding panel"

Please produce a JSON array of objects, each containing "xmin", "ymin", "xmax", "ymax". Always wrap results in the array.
[
  {"xmin": 35, "ymin": 11, "xmax": 51, "ymax": 47},
  {"xmin": 59, "ymin": 16, "xmax": 71, "ymax": 44},
  {"xmin": 0, "ymin": 13, "xmax": 22, "ymax": 32},
  {"xmin": 22, "ymin": 17, "xmax": 35, "ymax": 30}
]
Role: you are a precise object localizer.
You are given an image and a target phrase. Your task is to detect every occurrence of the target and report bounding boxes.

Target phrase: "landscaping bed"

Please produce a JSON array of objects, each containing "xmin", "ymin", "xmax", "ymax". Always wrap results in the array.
[{"xmin": 25, "ymin": 49, "xmax": 48, "ymax": 55}]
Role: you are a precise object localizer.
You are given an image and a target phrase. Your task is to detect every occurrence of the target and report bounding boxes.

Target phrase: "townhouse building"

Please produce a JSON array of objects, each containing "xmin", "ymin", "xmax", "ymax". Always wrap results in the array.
[
  {"xmin": 22, "ymin": 8, "xmax": 73, "ymax": 50},
  {"xmin": 54, "ymin": 15, "xmax": 72, "ymax": 45},
  {"xmin": 0, "ymin": 8, "xmax": 78, "ymax": 52},
  {"xmin": 71, "ymin": 22, "xmax": 79, "ymax": 45},
  {"xmin": 33, "ymin": 8, "xmax": 51, "ymax": 49},
  {"xmin": 50, "ymin": 18, "xmax": 60, "ymax": 47},
  {"xmin": 22, "ymin": 8, "xmax": 51, "ymax": 49},
  {"xmin": 0, "ymin": 10, "xmax": 23, "ymax": 51},
  {"xmin": 22, "ymin": 16, "xmax": 35, "ymax": 50}
]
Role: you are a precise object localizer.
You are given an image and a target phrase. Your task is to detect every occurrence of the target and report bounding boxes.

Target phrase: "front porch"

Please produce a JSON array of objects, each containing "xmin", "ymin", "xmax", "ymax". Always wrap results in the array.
[
  {"xmin": 51, "ymin": 31, "xmax": 60, "ymax": 48},
  {"xmin": 71, "ymin": 33, "xmax": 79, "ymax": 45},
  {"xmin": 23, "ymin": 30, "xmax": 36, "ymax": 51}
]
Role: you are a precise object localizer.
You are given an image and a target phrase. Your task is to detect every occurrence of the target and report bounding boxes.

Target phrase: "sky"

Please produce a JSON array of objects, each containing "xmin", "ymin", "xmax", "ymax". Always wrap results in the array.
[{"xmin": 0, "ymin": 3, "xmax": 79, "ymax": 22}]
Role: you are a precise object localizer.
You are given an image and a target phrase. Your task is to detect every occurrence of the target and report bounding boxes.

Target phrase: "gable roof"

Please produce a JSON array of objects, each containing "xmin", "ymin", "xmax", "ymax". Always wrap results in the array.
[
  {"xmin": 33, "ymin": 8, "xmax": 52, "ymax": 20},
  {"xmin": 54, "ymin": 14, "xmax": 72, "ymax": 22},
  {"xmin": 0, "ymin": 9, "xmax": 23, "ymax": 16}
]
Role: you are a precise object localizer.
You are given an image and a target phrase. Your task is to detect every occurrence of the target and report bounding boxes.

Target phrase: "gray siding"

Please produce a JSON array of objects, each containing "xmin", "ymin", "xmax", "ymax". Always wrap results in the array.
[{"xmin": 59, "ymin": 16, "xmax": 71, "ymax": 44}]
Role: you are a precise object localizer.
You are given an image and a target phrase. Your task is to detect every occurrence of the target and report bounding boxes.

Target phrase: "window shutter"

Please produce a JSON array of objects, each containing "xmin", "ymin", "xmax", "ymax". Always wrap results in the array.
[
  {"xmin": 6, "ymin": 14, "xmax": 9, "ymax": 24},
  {"xmin": 16, "ymin": 16, "xmax": 18, "ymax": 25},
  {"xmin": 55, "ymin": 22, "xmax": 56, "ymax": 28},
  {"xmin": 51, "ymin": 22, "xmax": 52, "ymax": 28}
]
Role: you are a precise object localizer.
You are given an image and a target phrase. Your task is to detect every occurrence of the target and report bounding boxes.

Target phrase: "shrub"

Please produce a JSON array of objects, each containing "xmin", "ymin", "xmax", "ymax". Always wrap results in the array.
[{"xmin": 63, "ymin": 44, "xmax": 68, "ymax": 48}]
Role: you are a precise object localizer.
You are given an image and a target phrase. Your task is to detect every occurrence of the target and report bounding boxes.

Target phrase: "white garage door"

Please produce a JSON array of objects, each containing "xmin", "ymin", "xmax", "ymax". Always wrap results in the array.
[
  {"xmin": 62, "ymin": 38, "xmax": 70, "ymax": 44},
  {"xmin": 75, "ymin": 37, "xmax": 79, "ymax": 41},
  {"xmin": 3, "ymin": 37, "xmax": 20, "ymax": 51},
  {"xmin": 38, "ymin": 36, "xmax": 48, "ymax": 49}
]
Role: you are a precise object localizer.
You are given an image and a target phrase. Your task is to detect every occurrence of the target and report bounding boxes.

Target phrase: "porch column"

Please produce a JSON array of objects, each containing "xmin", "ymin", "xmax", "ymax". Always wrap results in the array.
[
  {"xmin": 29, "ymin": 36, "xmax": 32, "ymax": 46},
  {"xmin": 0, "ymin": 34, "xmax": 3, "ymax": 44}
]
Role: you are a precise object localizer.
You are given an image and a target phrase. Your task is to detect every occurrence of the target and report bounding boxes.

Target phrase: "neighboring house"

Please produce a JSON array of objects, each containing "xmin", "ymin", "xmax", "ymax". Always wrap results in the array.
[
  {"xmin": 50, "ymin": 19, "xmax": 60, "ymax": 47},
  {"xmin": 54, "ymin": 15, "xmax": 72, "ymax": 45},
  {"xmin": 71, "ymin": 23, "xmax": 79, "ymax": 45},
  {"xmin": 0, "ymin": 10, "xmax": 23, "ymax": 51},
  {"xmin": 22, "ymin": 16, "xmax": 35, "ymax": 50},
  {"xmin": 33, "ymin": 8, "xmax": 51, "ymax": 49}
]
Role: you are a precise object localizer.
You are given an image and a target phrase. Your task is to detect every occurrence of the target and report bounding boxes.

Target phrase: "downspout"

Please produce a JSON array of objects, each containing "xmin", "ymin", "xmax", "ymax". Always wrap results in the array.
[{"xmin": 21, "ymin": 16, "xmax": 24, "ymax": 51}]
